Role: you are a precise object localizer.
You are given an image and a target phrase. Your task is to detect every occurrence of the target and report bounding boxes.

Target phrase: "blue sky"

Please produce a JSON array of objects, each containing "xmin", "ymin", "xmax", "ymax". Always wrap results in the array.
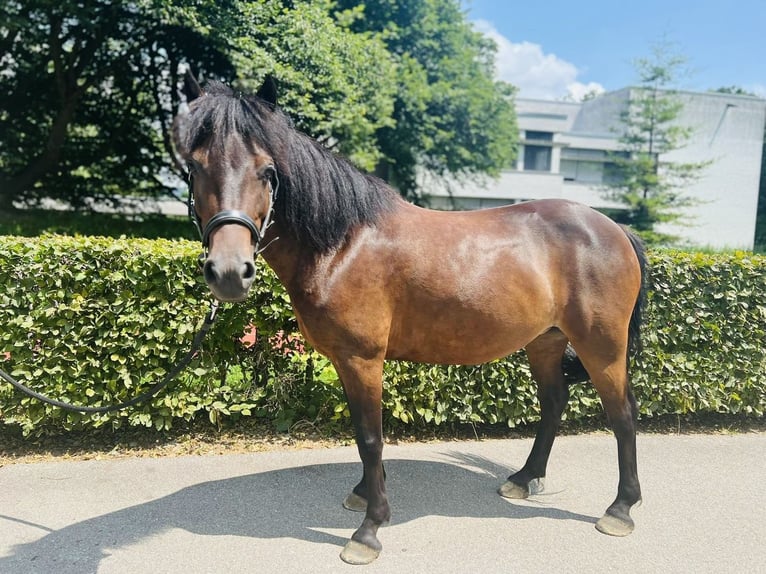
[{"xmin": 464, "ymin": 0, "xmax": 766, "ymax": 100}]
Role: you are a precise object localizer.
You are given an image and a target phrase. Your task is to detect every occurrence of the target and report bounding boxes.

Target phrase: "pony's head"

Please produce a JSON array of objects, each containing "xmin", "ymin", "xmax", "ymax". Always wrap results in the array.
[{"xmin": 174, "ymin": 72, "xmax": 279, "ymax": 302}]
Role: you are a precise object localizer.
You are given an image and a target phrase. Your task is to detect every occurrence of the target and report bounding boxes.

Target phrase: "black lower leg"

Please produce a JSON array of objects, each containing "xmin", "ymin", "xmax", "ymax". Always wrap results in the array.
[
  {"xmin": 596, "ymin": 389, "xmax": 641, "ymax": 536},
  {"xmin": 348, "ymin": 431, "xmax": 389, "ymax": 552},
  {"xmin": 335, "ymin": 356, "xmax": 389, "ymax": 564},
  {"xmin": 509, "ymin": 381, "xmax": 569, "ymax": 488},
  {"xmin": 607, "ymin": 391, "xmax": 642, "ymax": 515},
  {"xmin": 351, "ymin": 465, "xmax": 387, "ymax": 500}
]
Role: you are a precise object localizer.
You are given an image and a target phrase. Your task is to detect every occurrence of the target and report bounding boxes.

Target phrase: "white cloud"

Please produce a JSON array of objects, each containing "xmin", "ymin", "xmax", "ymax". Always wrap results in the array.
[
  {"xmin": 474, "ymin": 20, "xmax": 604, "ymax": 101},
  {"xmin": 566, "ymin": 81, "xmax": 606, "ymax": 102},
  {"xmin": 749, "ymin": 84, "xmax": 766, "ymax": 99}
]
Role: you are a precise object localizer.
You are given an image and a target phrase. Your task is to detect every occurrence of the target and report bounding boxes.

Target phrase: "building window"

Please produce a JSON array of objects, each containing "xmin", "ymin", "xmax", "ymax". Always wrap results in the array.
[
  {"xmin": 560, "ymin": 148, "xmax": 616, "ymax": 183},
  {"xmin": 523, "ymin": 145, "xmax": 552, "ymax": 171},
  {"xmin": 561, "ymin": 159, "xmax": 577, "ymax": 181},
  {"xmin": 522, "ymin": 131, "xmax": 554, "ymax": 172},
  {"xmin": 561, "ymin": 159, "xmax": 604, "ymax": 183},
  {"xmin": 525, "ymin": 130, "xmax": 554, "ymax": 142}
]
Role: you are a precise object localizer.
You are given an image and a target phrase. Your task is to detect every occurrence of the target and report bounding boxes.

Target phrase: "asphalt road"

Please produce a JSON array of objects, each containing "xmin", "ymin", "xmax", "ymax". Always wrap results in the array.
[{"xmin": 1, "ymin": 432, "xmax": 763, "ymax": 573}]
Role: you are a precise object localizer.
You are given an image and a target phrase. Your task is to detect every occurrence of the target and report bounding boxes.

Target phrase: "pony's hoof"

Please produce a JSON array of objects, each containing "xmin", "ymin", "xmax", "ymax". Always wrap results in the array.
[
  {"xmin": 498, "ymin": 480, "xmax": 529, "ymax": 499},
  {"xmin": 499, "ymin": 478, "xmax": 542, "ymax": 499},
  {"xmin": 595, "ymin": 512, "xmax": 635, "ymax": 537},
  {"xmin": 340, "ymin": 539, "xmax": 381, "ymax": 565},
  {"xmin": 343, "ymin": 492, "xmax": 368, "ymax": 512}
]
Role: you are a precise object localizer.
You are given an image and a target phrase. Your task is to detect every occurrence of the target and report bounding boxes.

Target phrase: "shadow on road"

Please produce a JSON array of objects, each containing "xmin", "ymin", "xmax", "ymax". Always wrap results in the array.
[{"xmin": 0, "ymin": 452, "xmax": 595, "ymax": 573}]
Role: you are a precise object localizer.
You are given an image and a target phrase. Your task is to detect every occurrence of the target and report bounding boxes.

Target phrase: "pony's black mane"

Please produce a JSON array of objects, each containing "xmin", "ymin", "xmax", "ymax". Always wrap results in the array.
[{"xmin": 180, "ymin": 81, "xmax": 399, "ymax": 253}]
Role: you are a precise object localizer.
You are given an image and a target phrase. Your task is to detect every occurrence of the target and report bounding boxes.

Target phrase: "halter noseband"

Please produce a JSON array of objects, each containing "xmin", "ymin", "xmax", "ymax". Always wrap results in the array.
[
  {"xmin": 187, "ymin": 168, "xmax": 279, "ymax": 259},
  {"xmin": 200, "ymin": 210, "xmax": 261, "ymax": 248}
]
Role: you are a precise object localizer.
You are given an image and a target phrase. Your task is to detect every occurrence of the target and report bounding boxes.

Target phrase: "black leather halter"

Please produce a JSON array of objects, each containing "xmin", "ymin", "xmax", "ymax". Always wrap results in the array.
[
  {"xmin": 200, "ymin": 209, "xmax": 261, "ymax": 248},
  {"xmin": 187, "ymin": 168, "xmax": 278, "ymax": 257}
]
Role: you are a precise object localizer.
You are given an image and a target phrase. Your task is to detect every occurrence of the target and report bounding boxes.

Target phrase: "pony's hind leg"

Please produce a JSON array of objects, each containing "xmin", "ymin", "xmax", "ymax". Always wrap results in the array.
[
  {"xmin": 577, "ymin": 343, "xmax": 642, "ymax": 536},
  {"xmin": 500, "ymin": 329, "xmax": 570, "ymax": 499},
  {"xmin": 342, "ymin": 465, "xmax": 387, "ymax": 512},
  {"xmin": 343, "ymin": 475, "xmax": 371, "ymax": 512}
]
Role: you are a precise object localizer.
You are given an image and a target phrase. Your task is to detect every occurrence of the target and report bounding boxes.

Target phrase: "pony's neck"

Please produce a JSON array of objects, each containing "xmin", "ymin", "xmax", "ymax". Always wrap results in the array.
[{"xmin": 258, "ymin": 217, "xmax": 312, "ymax": 290}]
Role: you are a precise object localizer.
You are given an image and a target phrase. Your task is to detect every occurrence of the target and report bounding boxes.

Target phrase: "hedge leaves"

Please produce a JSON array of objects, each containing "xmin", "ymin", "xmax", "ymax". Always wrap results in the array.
[{"xmin": 0, "ymin": 236, "xmax": 763, "ymax": 435}]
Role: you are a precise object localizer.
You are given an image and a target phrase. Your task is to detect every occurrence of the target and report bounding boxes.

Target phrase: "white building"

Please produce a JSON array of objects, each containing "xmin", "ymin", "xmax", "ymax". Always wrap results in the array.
[{"xmin": 424, "ymin": 89, "xmax": 766, "ymax": 249}]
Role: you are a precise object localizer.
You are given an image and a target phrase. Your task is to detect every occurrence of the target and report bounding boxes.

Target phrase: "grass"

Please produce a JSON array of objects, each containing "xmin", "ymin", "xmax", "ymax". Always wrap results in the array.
[
  {"xmin": 3, "ymin": 207, "xmax": 765, "ymax": 253},
  {"xmin": 0, "ymin": 207, "xmax": 197, "ymax": 240}
]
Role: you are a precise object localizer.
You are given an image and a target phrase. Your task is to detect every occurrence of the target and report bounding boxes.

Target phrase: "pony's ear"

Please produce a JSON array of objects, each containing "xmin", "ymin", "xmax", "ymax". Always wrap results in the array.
[
  {"xmin": 183, "ymin": 68, "xmax": 204, "ymax": 102},
  {"xmin": 256, "ymin": 75, "xmax": 278, "ymax": 107}
]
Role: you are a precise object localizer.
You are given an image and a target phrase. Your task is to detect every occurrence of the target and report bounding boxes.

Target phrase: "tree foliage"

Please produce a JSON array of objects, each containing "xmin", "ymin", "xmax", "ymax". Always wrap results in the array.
[
  {"xmin": 223, "ymin": 0, "xmax": 398, "ymax": 172},
  {"xmin": 0, "ymin": 0, "xmax": 517, "ymax": 210},
  {"xmin": 333, "ymin": 0, "xmax": 518, "ymax": 200},
  {"xmin": 0, "ymin": 0, "xmax": 234, "ymax": 209},
  {"xmin": 604, "ymin": 46, "xmax": 710, "ymax": 244}
]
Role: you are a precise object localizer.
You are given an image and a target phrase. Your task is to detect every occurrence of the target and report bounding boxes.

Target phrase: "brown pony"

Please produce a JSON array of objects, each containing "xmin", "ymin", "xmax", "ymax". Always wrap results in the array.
[{"xmin": 174, "ymin": 74, "xmax": 646, "ymax": 565}]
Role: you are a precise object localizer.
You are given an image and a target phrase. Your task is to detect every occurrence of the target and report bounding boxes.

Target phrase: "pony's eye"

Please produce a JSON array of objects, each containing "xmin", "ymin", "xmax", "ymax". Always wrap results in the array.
[{"xmin": 260, "ymin": 164, "xmax": 277, "ymax": 183}]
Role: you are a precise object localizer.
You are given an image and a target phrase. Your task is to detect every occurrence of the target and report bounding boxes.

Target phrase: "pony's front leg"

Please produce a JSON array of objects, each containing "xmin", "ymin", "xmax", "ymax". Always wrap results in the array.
[{"xmin": 334, "ymin": 355, "xmax": 389, "ymax": 565}]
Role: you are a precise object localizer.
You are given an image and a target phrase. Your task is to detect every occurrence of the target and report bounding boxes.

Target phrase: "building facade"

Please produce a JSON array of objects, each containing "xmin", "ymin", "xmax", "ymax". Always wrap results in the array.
[{"xmin": 424, "ymin": 89, "xmax": 766, "ymax": 249}]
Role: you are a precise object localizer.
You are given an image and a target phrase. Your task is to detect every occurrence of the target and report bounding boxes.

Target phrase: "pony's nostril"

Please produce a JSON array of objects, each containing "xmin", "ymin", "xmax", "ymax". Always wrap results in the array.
[
  {"xmin": 202, "ymin": 257, "xmax": 252, "ymax": 301},
  {"xmin": 203, "ymin": 260, "xmax": 218, "ymax": 285},
  {"xmin": 242, "ymin": 261, "xmax": 255, "ymax": 281}
]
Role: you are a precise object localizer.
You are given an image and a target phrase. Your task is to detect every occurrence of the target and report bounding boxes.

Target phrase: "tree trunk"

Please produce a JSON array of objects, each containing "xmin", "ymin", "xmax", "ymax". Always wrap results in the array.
[{"xmin": 0, "ymin": 95, "xmax": 79, "ymax": 209}]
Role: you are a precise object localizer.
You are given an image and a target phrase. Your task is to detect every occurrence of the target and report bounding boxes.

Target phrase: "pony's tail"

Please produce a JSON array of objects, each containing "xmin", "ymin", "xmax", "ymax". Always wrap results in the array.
[
  {"xmin": 623, "ymin": 227, "xmax": 647, "ymax": 362},
  {"xmin": 562, "ymin": 227, "xmax": 647, "ymax": 384}
]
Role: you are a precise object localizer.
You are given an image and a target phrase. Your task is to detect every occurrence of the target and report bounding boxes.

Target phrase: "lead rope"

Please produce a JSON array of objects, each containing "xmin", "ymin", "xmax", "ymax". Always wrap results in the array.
[{"xmin": 0, "ymin": 301, "xmax": 220, "ymax": 414}]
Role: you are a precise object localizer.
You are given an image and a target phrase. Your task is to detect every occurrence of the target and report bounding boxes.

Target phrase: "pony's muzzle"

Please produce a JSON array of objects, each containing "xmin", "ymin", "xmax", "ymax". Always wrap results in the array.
[{"xmin": 202, "ymin": 255, "xmax": 256, "ymax": 302}]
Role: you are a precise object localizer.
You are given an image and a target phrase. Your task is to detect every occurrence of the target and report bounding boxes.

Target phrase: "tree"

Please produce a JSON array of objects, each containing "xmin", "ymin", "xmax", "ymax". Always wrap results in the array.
[
  {"xmin": 0, "ymin": 0, "xmax": 235, "ymax": 210},
  {"xmin": 0, "ymin": 1, "xmax": 516, "ymax": 211},
  {"xmin": 603, "ymin": 45, "xmax": 710, "ymax": 244},
  {"xmin": 331, "ymin": 0, "xmax": 518, "ymax": 201},
  {"xmin": 223, "ymin": 0, "xmax": 398, "ymax": 173},
  {"xmin": 0, "ymin": 1, "xmax": 399, "ymax": 210}
]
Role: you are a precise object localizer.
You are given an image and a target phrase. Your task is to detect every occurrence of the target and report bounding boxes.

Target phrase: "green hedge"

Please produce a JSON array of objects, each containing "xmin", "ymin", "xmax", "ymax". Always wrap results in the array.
[{"xmin": 0, "ymin": 235, "xmax": 764, "ymax": 435}]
